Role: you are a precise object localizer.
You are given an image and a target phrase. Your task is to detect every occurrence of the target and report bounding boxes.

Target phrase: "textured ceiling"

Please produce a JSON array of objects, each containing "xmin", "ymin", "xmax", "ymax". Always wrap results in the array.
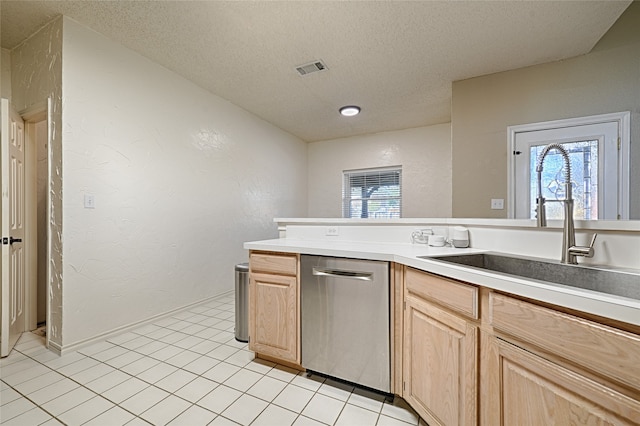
[{"xmin": 0, "ymin": 1, "xmax": 631, "ymax": 142}]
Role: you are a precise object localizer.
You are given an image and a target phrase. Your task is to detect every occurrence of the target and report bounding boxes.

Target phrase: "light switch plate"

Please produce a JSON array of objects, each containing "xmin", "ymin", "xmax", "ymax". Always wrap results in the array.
[
  {"xmin": 491, "ymin": 198, "xmax": 504, "ymax": 210},
  {"xmin": 84, "ymin": 194, "xmax": 95, "ymax": 209}
]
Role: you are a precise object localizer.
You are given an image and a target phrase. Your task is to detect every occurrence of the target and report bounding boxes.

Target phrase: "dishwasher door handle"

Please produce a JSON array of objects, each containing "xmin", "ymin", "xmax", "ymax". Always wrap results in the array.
[{"xmin": 312, "ymin": 268, "xmax": 373, "ymax": 281}]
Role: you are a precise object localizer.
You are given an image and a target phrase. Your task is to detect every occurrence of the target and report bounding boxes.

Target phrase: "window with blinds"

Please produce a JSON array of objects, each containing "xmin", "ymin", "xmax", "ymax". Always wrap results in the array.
[{"xmin": 342, "ymin": 166, "xmax": 402, "ymax": 218}]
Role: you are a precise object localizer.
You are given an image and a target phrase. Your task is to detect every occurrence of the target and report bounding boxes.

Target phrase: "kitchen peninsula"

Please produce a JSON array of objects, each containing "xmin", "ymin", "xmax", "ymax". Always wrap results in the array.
[{"xmin": 245, "ymin": 218, "xmax": 640, "ymax": 426}]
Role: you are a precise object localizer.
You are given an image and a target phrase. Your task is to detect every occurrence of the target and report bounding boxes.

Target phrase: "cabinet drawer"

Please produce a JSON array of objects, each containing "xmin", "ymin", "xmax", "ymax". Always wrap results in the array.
[
  {"xmin": 497, "ymin": 338, "xmax": 640, "ymax": 425},
  {"xmin": 490, "ymin": 292, "xmax": 640, "ymax": 390},
  {"xmin": 250, "ymin": 252, "xmax": 298, "ymax": 276},
  {"xmin": 405, "ymin": 267, "xmax": 478, "ymax": 319}
]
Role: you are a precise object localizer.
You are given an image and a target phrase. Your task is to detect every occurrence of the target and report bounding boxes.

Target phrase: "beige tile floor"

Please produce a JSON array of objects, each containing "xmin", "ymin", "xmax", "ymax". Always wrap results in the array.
[{"xmin": 1, "ymin": 293, "xmax": 424, "ymax": 426}]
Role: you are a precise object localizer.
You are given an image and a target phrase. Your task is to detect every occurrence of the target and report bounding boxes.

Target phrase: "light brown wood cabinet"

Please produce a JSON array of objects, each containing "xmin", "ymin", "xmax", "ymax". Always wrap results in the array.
[
  {"xmin": 402, "ymin": 268, "xmax": 640, "ymax": 426},
  {"xmin": 403, "ymin": 268, "xmax": 478, "ymax": 426},
  {"xmin": 484, "ymin": 292, "xmax": 640, "ymax": 426},
  {"xmin": 494, "ymin": 338, "xmax": 640, "ymax": 425},
  {"xmin": 246, "ymin": 250, "xmax": 640, "ymax": 425},
  {"xmin": 248, "ymin": 251, "xmax": 300, "ymax": 366}
]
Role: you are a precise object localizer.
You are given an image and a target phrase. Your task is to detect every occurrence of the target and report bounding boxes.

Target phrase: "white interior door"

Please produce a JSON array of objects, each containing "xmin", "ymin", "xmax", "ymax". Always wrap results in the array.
[{"xmin": 1, "ymin": 99, "xmax": 26, "ymax": 357}]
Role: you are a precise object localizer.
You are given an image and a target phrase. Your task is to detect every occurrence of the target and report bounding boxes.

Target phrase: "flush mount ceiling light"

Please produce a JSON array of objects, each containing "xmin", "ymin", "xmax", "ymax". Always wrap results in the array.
[{"xmin": 339, "ymin": 106, "xmax": 361, "ymax": 117}]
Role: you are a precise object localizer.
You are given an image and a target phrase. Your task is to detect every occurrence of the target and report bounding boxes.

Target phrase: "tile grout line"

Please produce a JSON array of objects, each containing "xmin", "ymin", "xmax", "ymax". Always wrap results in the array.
[
  {"xmin": 3, "ymin": 297, "xmax": 267, "ymax": 425},
  {"xmin": 2, "ymin": 300, "xmax": 234, "ymax": 424},
  {"xmin": 4, "ymin": 343, "xmax": 154, "ymax": 425},
  {"xmin": 0, "ymin": 377, "xmax": 60, "ymax": 424},
  {"xmin": 7, "ymin": 339, "xmax": 402, "ymax": 426},
  {"xmin": 3, "ymin": 294, "xmax": 419, "ymax": 426}
]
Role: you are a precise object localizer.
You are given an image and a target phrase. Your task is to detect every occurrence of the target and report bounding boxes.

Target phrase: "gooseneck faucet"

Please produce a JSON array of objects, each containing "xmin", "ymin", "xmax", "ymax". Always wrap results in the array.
[{"xmin": 536, "ymin": 144, "xmax": 597, "ymax": 264}]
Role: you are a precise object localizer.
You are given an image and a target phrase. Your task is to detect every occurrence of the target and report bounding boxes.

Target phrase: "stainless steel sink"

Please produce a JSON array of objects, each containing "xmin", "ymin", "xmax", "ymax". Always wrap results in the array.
[{"xmin": 420, "ymin": 253, "xmax": 640, "ymax": 300}]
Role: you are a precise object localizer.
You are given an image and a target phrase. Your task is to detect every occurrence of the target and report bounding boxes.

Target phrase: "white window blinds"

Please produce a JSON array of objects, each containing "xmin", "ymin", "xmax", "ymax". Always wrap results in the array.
[{"xmin": 342, "ymin": 166, "xmax": 402, "ymax": 218}]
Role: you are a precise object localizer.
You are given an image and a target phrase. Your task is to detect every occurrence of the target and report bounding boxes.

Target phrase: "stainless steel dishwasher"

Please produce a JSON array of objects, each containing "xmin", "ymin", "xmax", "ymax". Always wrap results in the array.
[{"xmin": 301, "ymin": 255, "xmax": 390, "ymax": 393}]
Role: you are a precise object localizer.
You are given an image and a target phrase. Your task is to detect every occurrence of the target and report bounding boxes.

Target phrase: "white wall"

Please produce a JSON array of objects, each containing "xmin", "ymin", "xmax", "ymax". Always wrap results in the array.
[
  {"xmin": 307, "ymin": 124, "xmax": 452, "ymax": 218},
  {"xmin": 56, "ymin": 17, "xmax": 307, "ymax": 349}
]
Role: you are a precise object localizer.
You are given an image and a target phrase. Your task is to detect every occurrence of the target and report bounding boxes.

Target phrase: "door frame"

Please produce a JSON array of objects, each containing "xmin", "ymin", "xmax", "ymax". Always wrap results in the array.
[
  {"xmin": 507, "ymin": 111, "xmax": 631, "ymax": 220},
  {"xmin": 19, "ymin": 100, "xmax": 51, "ymax": 347}
]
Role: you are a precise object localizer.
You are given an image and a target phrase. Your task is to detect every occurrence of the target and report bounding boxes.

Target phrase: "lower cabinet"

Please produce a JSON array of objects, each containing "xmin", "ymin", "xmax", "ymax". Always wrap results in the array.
[
  {"xmin": 403, "ymin": 268, "xmax": 478, "ymax": 426},
  {"xmin": 246, "ymin": 252, "xmax": 640, "ymax": 426},
  {"xmin": 401, "ymin": 269, "xmax": 640, "ymax": 426},
  {"xmin": 248, "ymin": 252, "xmax": 300, "ymax": 366},
  {"xmin": 487, "ymin": 292, "xmax": 640, "ymax": 426},
  {"xmin": 495, "ymin": 338, "xmax": 640, "ymax": 425}
]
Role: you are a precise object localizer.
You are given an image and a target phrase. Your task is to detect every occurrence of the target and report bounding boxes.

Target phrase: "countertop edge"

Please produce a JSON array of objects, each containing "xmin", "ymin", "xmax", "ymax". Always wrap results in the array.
[{"xmin": 244, "ymin": 239, "xmax": 640, "ymax": 327}]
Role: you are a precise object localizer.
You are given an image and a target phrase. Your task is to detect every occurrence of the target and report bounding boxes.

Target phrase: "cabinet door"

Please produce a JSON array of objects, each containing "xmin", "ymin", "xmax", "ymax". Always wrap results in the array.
[
  {"xmin": 497, "ymin": 339, "xmax": 640, "ymax": 425},
  {"xmin": 249, "ymin": 272, "xmax": 298, "ymax": 363},
  {"xmin": 490, "ymin": 293, "xmax": 640, "ymax": 391},
  {"xmin": 403, "ymin": 294, "xmax": 477, "ymax": 426}
]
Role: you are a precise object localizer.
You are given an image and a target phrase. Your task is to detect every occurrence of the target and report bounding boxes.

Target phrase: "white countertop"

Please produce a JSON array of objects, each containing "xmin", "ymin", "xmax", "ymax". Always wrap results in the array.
[{"xmin": 244, "ymin": 238, "xmax": 640, "ymax": 327}]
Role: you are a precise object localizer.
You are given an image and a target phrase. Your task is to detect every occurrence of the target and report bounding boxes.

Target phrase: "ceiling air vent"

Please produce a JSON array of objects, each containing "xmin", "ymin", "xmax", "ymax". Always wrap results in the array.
[{"xmin": 295, "ymin": 60, "xmax": 327, "ymax": 76}]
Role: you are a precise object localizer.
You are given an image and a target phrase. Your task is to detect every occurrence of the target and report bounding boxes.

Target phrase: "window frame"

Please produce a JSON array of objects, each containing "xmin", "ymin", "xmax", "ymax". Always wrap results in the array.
[{"xmin": 342, "ymin": 166, "xmax": 402, "ymax": 219}]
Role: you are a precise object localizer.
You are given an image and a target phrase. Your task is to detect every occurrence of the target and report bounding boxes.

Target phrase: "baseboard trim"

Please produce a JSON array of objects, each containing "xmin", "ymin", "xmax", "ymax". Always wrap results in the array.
[
  {"xmin": 56, "ymin": 290, "xmax": 234, "ymax": 355},
  {"xmin": 47, "ymin": 340, "xmax": 62, "ymax": 356}
]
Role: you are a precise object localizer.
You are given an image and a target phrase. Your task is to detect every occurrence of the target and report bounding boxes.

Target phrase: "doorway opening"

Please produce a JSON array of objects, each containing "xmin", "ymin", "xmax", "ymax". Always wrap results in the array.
[
  {"xmin": 1, "ymin": 99, "xmax": 51, "ymax": 357},
  {"xmin": 32, "ymin": 119, "xmax": 48, "ymax": 334},
  {"xmin": 22, "ymin": 102, "xmax": 51, "ymax": 347}
]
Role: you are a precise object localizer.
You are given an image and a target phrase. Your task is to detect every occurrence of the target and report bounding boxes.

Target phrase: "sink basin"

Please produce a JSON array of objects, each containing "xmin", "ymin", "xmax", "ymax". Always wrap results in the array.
[{"xmin": 420, "ymin": 253, "xmax": 640, "ymax": 300}]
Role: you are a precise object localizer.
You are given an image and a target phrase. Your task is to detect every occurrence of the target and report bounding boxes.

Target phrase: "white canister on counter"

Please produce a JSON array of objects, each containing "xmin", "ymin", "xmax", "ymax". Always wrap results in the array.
[
  {"xmin": 428, "ymin": 235, "xmax": 446, "ymax": 247},
  {"xmin": 452, "ymin": 226, "xmax": 469, "ymax": 248}
]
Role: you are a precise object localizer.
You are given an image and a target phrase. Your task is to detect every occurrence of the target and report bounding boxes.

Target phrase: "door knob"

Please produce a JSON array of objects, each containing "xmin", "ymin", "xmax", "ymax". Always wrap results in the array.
[{"xmin": 9, "ymin": 237, "xmax": 22, "ymax": 245}]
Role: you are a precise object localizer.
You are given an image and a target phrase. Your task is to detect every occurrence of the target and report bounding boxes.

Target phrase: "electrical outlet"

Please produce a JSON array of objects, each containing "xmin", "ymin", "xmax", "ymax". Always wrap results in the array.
[
  {"xmin": 491, "ymin": 198, "xmax": 504, "ymax": 210},
  {"xmin": 326, "ymin": 227, "xmax": 340, "ymax": 236}
]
